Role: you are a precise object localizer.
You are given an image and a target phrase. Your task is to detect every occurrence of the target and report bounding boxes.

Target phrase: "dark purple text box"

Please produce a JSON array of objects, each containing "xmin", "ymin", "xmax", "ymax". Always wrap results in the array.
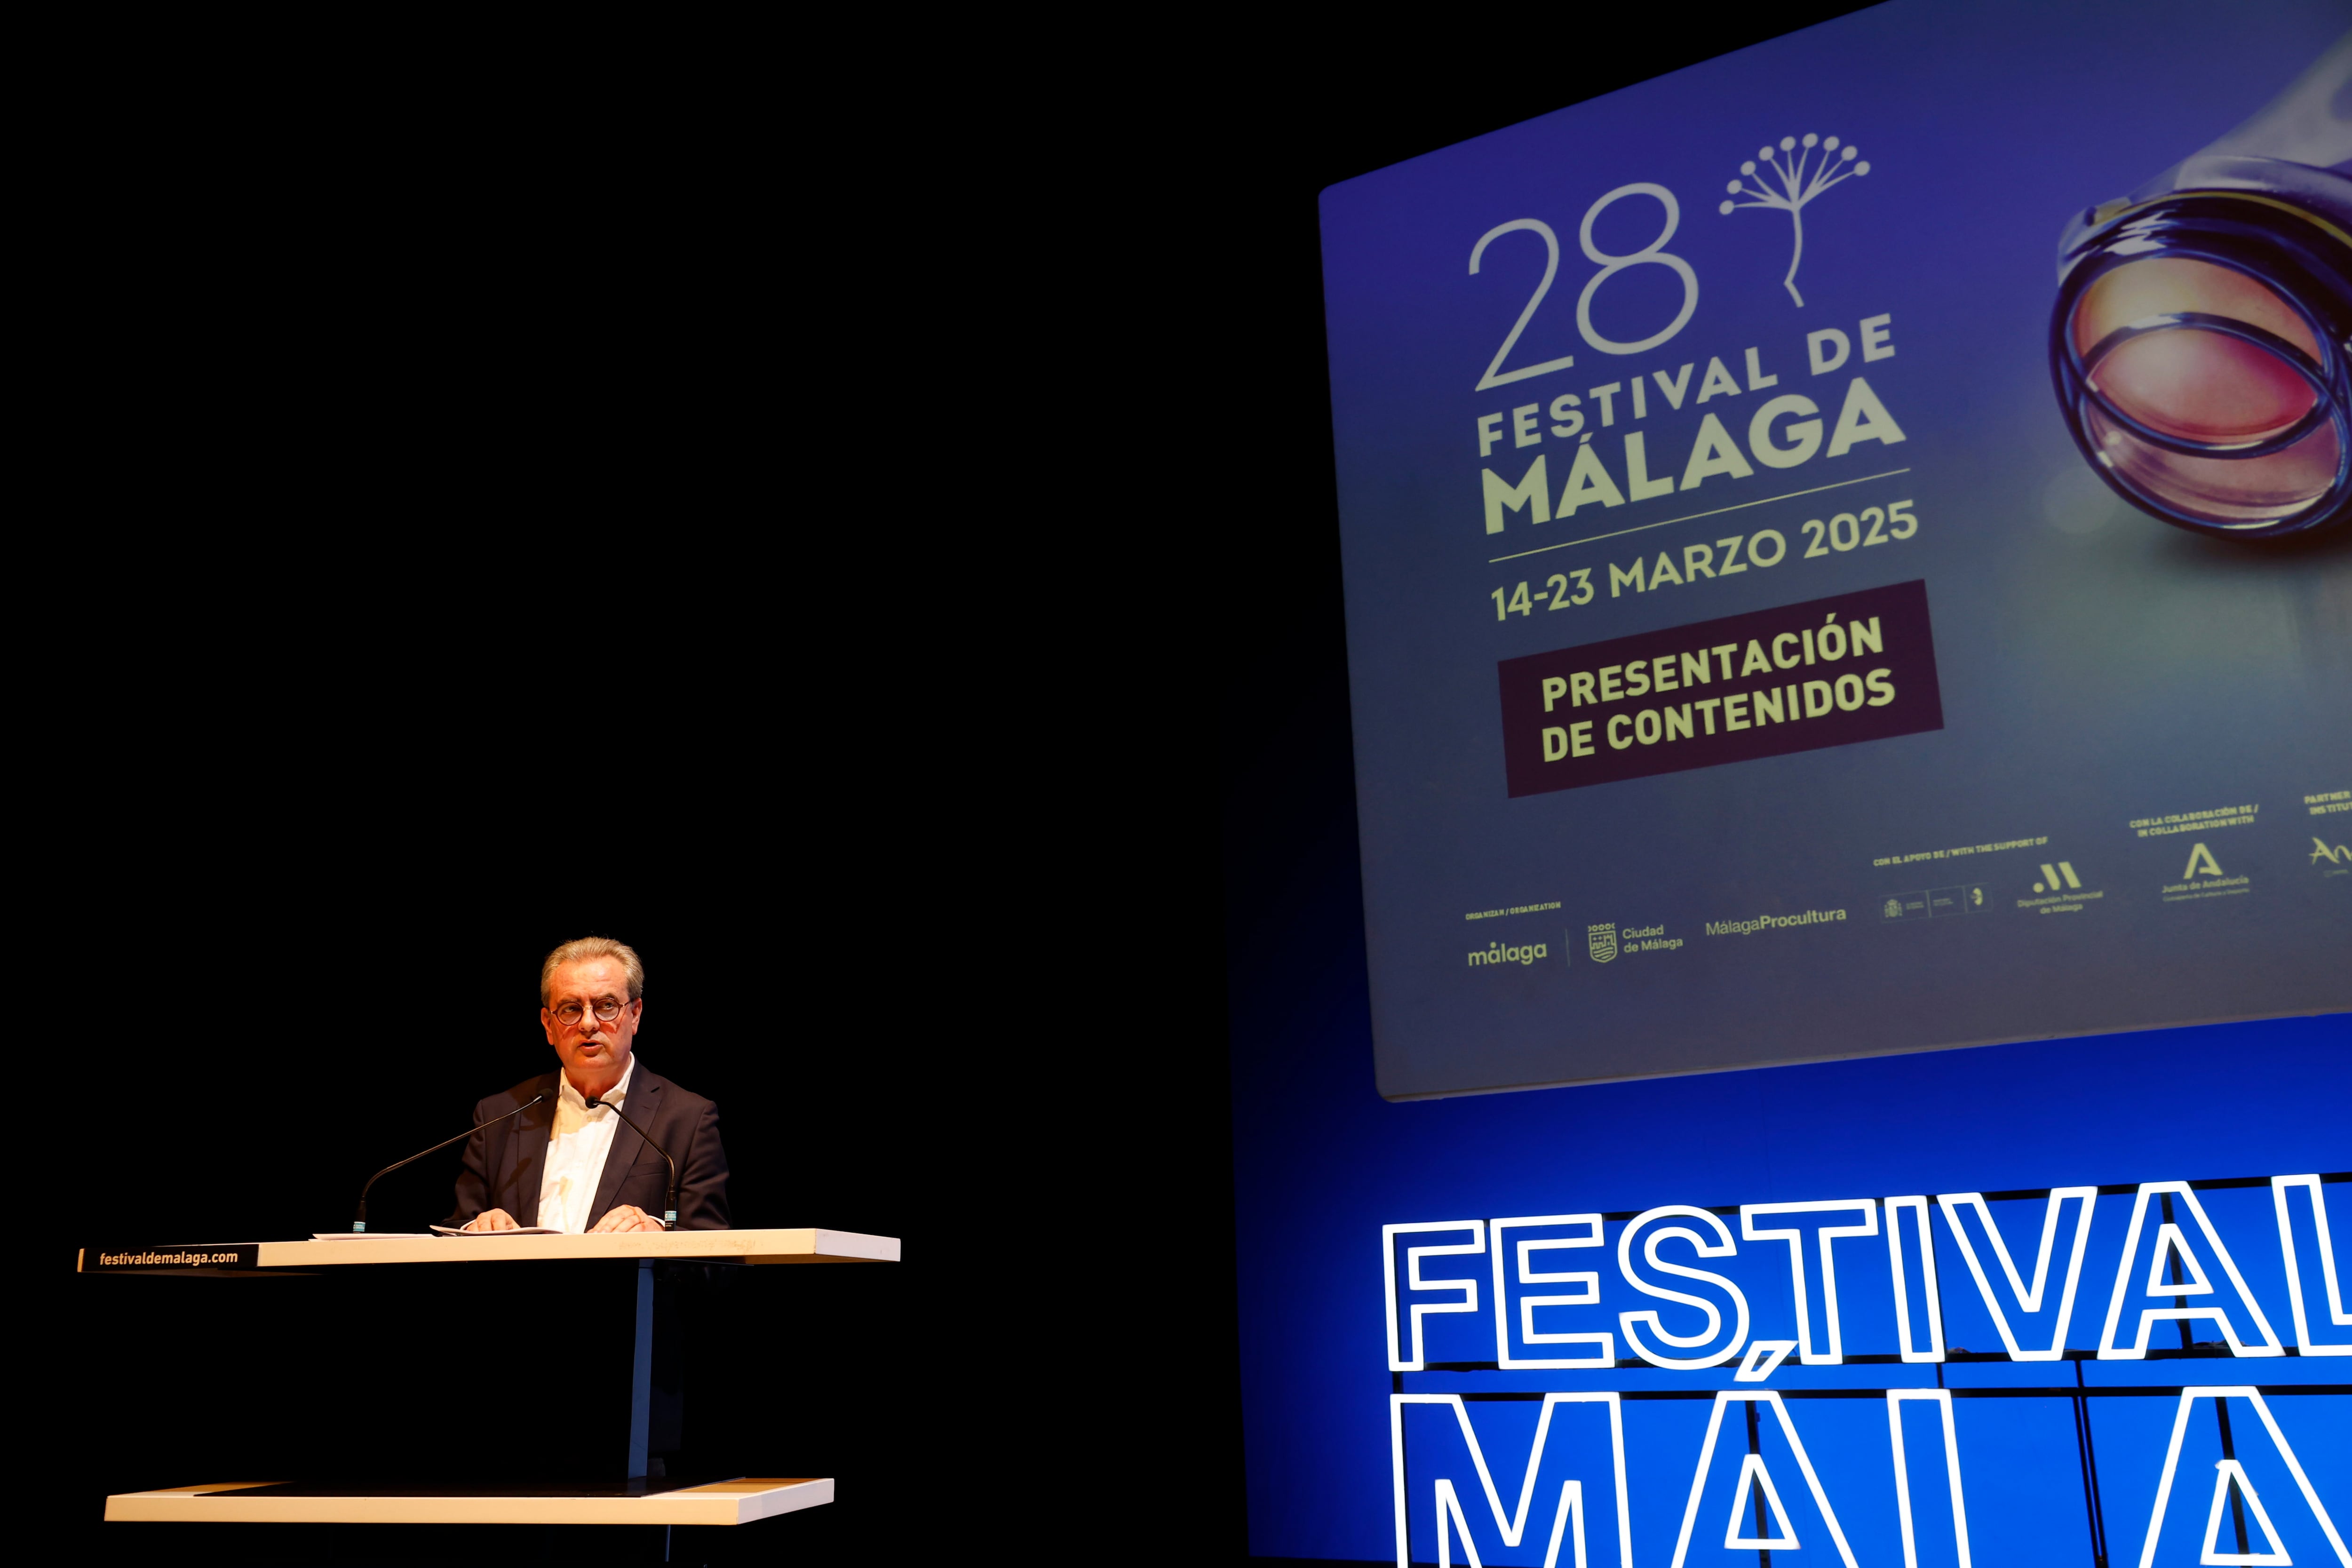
[{"xmin": 1498, "ymin": 580, "xmax": 1944, "ymax": 797}]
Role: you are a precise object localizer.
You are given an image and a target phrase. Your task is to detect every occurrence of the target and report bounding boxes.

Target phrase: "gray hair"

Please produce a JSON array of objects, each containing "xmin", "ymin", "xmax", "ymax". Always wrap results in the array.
[{"xmin": 539, "ymin": 936, "xmax": 646, "ymax": 1007}]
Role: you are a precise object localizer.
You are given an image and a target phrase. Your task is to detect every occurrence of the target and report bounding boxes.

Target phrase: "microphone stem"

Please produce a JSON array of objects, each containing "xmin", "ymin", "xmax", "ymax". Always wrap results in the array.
[
  {"xmin": 587, "ymin": 1097, "xmax": 680, "ymax": 1229},
  {"xmin": 353, "ymin": 1093, "xmax": 547, "ymax": 1232}
]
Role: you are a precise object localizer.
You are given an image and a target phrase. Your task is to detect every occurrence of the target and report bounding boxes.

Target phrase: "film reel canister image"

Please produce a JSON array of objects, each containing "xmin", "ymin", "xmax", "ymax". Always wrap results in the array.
[{"xmin": 2050, "ymin": 41, "xmax": 2352, "ymax": 541}]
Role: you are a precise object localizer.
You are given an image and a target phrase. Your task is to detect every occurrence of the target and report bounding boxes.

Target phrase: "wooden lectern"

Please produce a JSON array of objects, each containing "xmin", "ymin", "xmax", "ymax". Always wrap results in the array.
[{"xmin": 83, "ymin": 1228, "xmax": 899, "ymax": 1527}]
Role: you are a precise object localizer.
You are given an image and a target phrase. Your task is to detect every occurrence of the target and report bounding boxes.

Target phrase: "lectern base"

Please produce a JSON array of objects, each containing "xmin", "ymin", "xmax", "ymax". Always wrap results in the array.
[{"xmin": 103, "ymin": 1476, "xmax": 831, "ymax": 1525}]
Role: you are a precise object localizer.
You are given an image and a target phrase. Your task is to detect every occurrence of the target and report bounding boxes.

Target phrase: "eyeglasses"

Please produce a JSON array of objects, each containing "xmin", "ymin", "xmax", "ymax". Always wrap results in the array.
[{"xmin": 551, "ymin": 998, "xmax": 632, "ymax": 1026}]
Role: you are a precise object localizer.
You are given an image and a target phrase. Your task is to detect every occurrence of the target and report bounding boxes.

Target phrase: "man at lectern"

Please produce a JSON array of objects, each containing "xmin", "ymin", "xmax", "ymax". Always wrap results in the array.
[{"xmin": 447, "ymin": 936, "xmax": 731, "ymax": 1234}]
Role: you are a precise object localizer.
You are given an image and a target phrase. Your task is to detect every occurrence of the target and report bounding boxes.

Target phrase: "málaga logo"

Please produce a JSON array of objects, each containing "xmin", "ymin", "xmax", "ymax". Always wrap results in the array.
[{"xmin": 1588, "ymin": 923, "xmax": 1619, "ymax": 963}]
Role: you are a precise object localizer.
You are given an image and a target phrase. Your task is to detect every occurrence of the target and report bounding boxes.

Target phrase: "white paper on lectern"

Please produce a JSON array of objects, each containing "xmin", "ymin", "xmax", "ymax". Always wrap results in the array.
[
  {"xmin": 310, "ymin": 1232, "xmax": 433, "ymax": 1240},
  {"xmin": 426, "ymin": 1225, "xmax": 561, "ymax": 1236}
]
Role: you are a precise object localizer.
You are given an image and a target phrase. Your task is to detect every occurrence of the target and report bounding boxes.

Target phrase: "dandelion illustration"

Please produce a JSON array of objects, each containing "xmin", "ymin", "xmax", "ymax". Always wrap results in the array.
[{"xmin": 1719, "ymin": 134, "xmax": 1869, "ymax": 307}]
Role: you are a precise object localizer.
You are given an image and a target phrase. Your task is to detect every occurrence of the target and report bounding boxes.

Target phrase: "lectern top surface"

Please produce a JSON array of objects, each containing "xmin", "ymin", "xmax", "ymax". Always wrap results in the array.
[
  {"xmin": 80, "ymin": 1226, "xmax": 898, "ymax": 1272},
  {"xmin": 105, "ymin": 1477, "xmax": 833, "ymax": 1525}
]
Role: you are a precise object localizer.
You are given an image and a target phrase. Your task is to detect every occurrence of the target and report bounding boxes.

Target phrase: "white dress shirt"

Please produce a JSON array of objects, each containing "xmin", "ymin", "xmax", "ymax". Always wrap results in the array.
[{"xmin": 536, "ymin": 1057, "xmax": 637, "ymax": 1234}]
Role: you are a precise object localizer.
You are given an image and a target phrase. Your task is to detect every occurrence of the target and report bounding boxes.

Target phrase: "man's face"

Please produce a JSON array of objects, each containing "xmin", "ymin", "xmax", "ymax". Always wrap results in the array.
[{"xmin": 541, "ymin": 957, "xmax": 642, "ymax": 1088}]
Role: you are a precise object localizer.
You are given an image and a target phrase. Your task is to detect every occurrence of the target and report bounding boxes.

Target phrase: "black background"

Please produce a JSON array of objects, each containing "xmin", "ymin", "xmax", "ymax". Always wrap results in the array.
[{"xmin": 37, "ymin": 10, "xmax": 1873, "ymax": 1563}]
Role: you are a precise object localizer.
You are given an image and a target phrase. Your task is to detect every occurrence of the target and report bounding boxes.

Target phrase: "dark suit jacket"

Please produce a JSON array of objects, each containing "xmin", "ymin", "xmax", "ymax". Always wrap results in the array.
[{"xmin": 444, "ymin": 1065, "xmax": 731, "ymax": 1231}]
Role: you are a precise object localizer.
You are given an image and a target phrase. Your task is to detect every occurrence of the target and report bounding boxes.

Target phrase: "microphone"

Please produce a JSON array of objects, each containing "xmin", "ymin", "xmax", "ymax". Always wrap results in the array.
[
  {"xmin": 584, "ymin": 1095, "xmax": 679, "ymax": 1229},
  {"xmin": 352, "ymin": 1093, "xmax": 548, "ymax": 1232}
]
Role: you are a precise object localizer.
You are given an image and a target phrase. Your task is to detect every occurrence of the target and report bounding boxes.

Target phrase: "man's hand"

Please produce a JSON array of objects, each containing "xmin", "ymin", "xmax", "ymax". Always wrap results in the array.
[
  {"xmin": 463, "ymin": 1208, "xmax": 520, "ymax": 1233},
  {"xmin": 589, "ymin": 1203, "xmax": 666, "ymax": 1234}
]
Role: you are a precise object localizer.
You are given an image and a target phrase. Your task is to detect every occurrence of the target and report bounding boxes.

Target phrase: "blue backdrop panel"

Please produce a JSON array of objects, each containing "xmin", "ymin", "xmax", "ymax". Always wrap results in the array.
[{"xmin": 1232, "ymin": 981, "xmax": 2350, "ymax": 1561}]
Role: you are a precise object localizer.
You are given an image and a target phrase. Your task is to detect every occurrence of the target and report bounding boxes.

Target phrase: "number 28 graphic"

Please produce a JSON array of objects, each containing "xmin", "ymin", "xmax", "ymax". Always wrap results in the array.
[{"xmin": 1469, "ymin": 183, "xmax": 1699, "ymax": 391}]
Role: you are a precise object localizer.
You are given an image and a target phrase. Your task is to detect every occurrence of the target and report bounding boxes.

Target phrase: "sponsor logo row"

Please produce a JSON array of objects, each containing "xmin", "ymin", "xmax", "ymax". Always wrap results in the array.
[{"xmin": 1465, "ymin": 836, "xmax": 2344, "ymax": 969}]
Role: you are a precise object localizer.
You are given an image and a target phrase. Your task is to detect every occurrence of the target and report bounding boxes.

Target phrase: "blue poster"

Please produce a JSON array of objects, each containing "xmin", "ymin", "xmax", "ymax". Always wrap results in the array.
[{"xmin": 1318, "ymin": 0, "xmax": 2351, "ymax": 1100}]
